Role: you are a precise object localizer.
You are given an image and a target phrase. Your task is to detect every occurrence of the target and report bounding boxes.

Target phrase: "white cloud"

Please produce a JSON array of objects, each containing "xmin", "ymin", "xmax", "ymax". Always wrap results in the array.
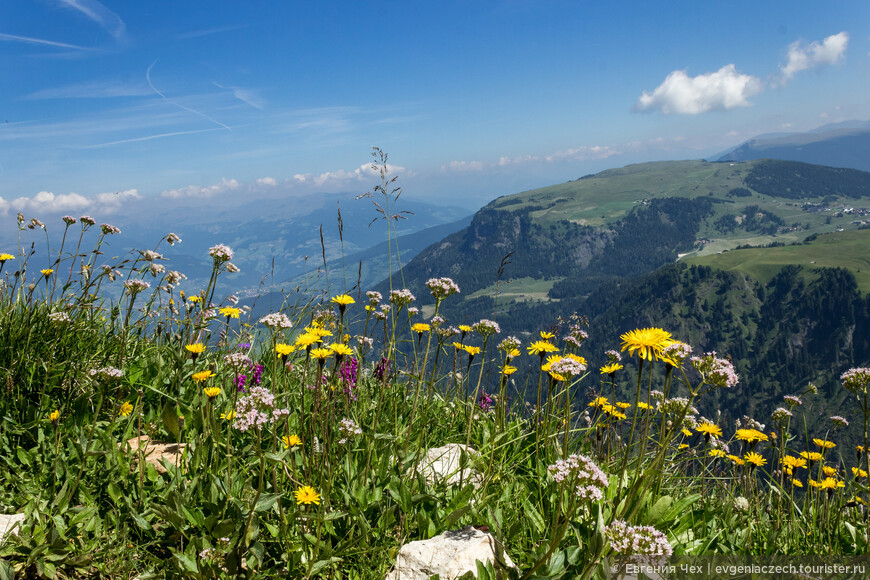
[
  {"xmin": 255, "ymin": 177, "xmax": 277, "ymax": 187},
  {"xmin": 56, "ymin": 0, "xmax": 126, "ymax": 40},
  {"xmin": 780, "ymin": 32, "xmax": 848, "ymax": 82},
  {"xmin": 0, "ymin": 32, "xmax": 96, "ymax": 51},
  {"xmin": 497, "ymin": 154, "xmax": 539, "ymax": 167},
  {"xmin": 0, "ymin": 189, "xmax": 138, "ymax": 215},
  {"xmin": 545, "ymin": 145, "xmax": 619, "ymax": 162},
  {"xmin": 293, "ymin": 163, "xmax": 409, "ymax": 188},
  {"xmin": 635, "ymin": 64, "xmax": 763, "ymax": 115},
  {"xmin": 441, "ymin": 160, "xmax": 484, "ymax": 172},
  {"xmin": 161, "ymin": 178, "xmax": 241, "ymax": 199}
]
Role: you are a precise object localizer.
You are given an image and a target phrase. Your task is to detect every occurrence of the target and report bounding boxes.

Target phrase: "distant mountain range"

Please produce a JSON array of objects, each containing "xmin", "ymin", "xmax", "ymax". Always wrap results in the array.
[{"xmin": 715, "ymin": 120, "xmax": 870, "ymax": 172}]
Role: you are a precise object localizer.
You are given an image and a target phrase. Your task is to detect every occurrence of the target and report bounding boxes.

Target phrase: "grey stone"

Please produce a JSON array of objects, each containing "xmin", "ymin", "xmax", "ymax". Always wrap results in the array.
[
  {"xmin": 413, "ymin": 444, "xmax": 482, "ymax": 488},
  {"xmin": 123, "ymin": 435, "xmax": 186, "ymax": 474},
  {"xmin": 385, "ymin": 525, "xmax": 517, "ymax": 580},
  {"xmin": 0, "ymin": 513, "xmax": 25, "ymax": 543}
]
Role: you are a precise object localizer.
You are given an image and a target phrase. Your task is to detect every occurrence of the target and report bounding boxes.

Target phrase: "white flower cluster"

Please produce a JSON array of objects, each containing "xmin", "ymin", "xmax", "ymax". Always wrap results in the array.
[
  {"xmin": 547, "ymin": 454, "xmax": 608, "ymax": 502},
  {"xmin": 100, "ymin": 223, "xmax": 121, "ymax": 235},
  {"xmin": 124, "ymin": 279, "xmax": 150, "ymax": 295},
  {"xmin": 165, "ymin": 232, "xmax": 182, "ymax": 245},
  {"xmin": 259, "ymin": 312, "xmax": 293, "ymax": 329},
  {"xmin": 426, "ymin": 277, "xmax": 460, "ymax": 299},
  {"xmin": 223, "ymin": 352, "xmax": 252, "ymax": 369},
  {"xmin": 337, "ymin": 418, "xmax": 363, "ymax": 444},
  {"xmin": 605, "ymin": 520, "xmax": 673, "ymax": 556},
  {"xmin": 472, "ymin": 319, "xmax": 501, "ymax": 336},
  {"xmin": 88, "ymin": 366, "xmax": 124, "ymax": 381},
  {"xmin": 209, "ymin": 244, "xmax": 234, "ymax": 263},
  {"xmin": 48, "ymin": 311, "xmax": 71, "ymax": 324},
  {"xmin": 842, "ymin": 367, "xmax": 870, "ymax": 393},
  {"xmin": 549, "ymin": 357, "xmax": 586, "ymax": 376},
  {"xmin": 141, "ymin": 250, "xmax": 163, "ymax": 261},
  {"xmin": 690, "ymin": 351, "xmax": 739, "ymax": 388},
  {"xmin": 389, "ymin": 289, "xmax": 415, "ymax": 306},
  {"xmin": 366, "ymin": 291, "xmax": 382, "ymax": 305},
  {"xmin": 233, "ymin": 386, "xmax": 289, "ymax": 432},
  {"xmin": 662, "ymin": 341, "xmax": 693, "ymax": 364}
]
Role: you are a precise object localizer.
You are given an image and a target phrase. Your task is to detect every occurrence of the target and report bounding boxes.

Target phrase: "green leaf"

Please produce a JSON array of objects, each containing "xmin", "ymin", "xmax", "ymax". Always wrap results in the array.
[
  {"xmin": 643, "ymin": 495, "xmax": 673, "ymax": 525},
  {"xmin": 521, "ymin": 496, "xmax": 545, "ymax": 534},
  {"xmin": 15, "ymin": 447, "xmax": 32, "ymax": 468},
  {"xmin": 254, "ymin": 493, "xmax": 281, "ymax": 513},
  {"xmin": 308, "ymin": 556, "xmax": 342, "ymax": 576},
  {"xmin": 172, "ymin": 549, "xmax": 199, "ymax": 573}
]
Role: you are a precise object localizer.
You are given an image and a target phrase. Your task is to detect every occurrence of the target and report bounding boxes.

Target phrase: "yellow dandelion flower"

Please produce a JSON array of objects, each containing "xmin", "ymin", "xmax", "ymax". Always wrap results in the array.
[
  {"xmin": 48, "ymin": 409, "xmax": 60, "ymax": 422},
  {"xmin": 813, "ymin": 438, "xmax": 836, "ymax": 449},
  {"xmin": 615, "ymin": 402, "xmax": 631, "ymax": 409},
  {"xmin": 800, "ymin": 451, "xmax": 823, "ymax": 463},
  {"xmin": 744, "ymin": 452, "xmax": 766, "ymax": 467},
  {"xmin": 619, "ymin": 327, "xmax": 673, "ymax": 361},
  {"xmin": 119, "ymin": 401, "xmax": 134, "ymax": 417},
  {"xmin": 506, "ymin": 348, "xmax": 520, "ymax": 359},
  {"xmin": 294, "ymin": 485, "xmax": 321, "ymax": 505},
  {"xmin": 637, "ymin": 402, "xmax": 653, "ymax": 410},
  {"xmin": 696, "ymin": 422, "xmax": 723, "ymax": 438},
  {"xmin": 735, "ymin": 428, "xmax": 768, "ymax": 443},
  {"xmin": 791, "ymin": 478, "xmax": 803, "ymax": 488},
  {"xmin": 41, "ymin": 268, "xmax": 54, "ymax": 277},
  {"xmin": 527, "ymin": 340, "xmax": 558, "ymax": 356},
  {"xmin": 708, "ymin": 449, "xmax": 726, "ymax": 458},
  {"xmin": 276, "ymin": 343, "xmax": 294, "ymax": 356},
  {"xmin": 852, "ymin": 467, "xmax": 868, "ymax": 478},
  {"xmin": 188, "ymin": 295, "xmax": 202, "ymax": 303},
  {"xmin": 501, "ymin": 365, "xmax": 518, "ymax": 376},
  {"xmin": 310, "ymin": 347, "xmax": 332, "ymax": 360},
  {"xmin": 0, "ymin": 253, "xmax": 14, "ymax": 262},
  {"xmin": 727, "ymin": 454, "xmax": 745, "ymax": 466},
  {"xmin": 411, "ymin": 323, "xmax": 430, "ymax": 334},
  {"xmin": 328, "ymin": 343, "xmax": 353, "ymax": 357},
  {"xmin": 307, "ymin": 326, "xmax": 332, "ymax": 340},
  {"xmin": 219, "ymin": 307, "xmax": 241, "ymax": 318},
  {"xmin": 331, "ymin": 294, "xmax": 355, "ymax": 306},
  {"xmin": 221, "ymin": 410, "xmax": 235, "ymax": 420},
  {"xmin": 681, "ymin": 428, "xmax": 693, "ymax": 437},
  {"xmin": 822, "ymin": 466, "xmax": 839, "ymax": 477},
  {"xmin": 589, "ymin": 396, "xmax": 609, "ymax": 408},
  {"xmin": 185, "ymin": 343, "xmax": 206, "ymax": 354},
  {"xmin": 808, "ymin": 479, "xmax": 821, "ymax": 488},
  {"xmin": 203, "ymin": 386, "xmax": 221, "ymax": 399},
  {"xmin": 541, "ymin": 354, "xmax": 562, "ymax": 371},
  {"xmin": 819, "ymin": 477, "xmax": 845, "ymax": 490},
  {"xmin": 295, "ymin": 333, "xmax": 319, "ymax": 348},
  {"xmin": 678, "ymin": 444, "xmax": 689, "ymax": 450},
  {"xmin": 192, "ymin": 370, "xmax": 215, "ymax": 382},
  {"xmin": 458, "ymin": 325, "xmax": 472, "ymax": 333},
  {"xmin": 781, "ymin": 456, "xmax": 807, "ymax": 470},
  {"xmin": 540, "ymin": 331, "xmax": 555, "ymax": 339},
  {"xmin": 463, "ymin": 346, "xmax": 481, "ymax": 357},
  {"xmin": 600, "ymin": 363, "xmax": 623, "ymax": 374},
  {"xmin": 283, "ymin": 434, "xmax": 302, "ymax": 448}
]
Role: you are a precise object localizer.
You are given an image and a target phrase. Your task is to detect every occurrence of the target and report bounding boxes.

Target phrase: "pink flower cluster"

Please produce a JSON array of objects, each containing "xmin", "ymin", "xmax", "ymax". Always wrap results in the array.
[
  {"xmin": 426, "ymin": 277, "xmax": 460, "ymax": 299},
  {"xmin": 841, "ymin": 367, "xmax": 870, "ymax": 393},
  {"xmin": 259, "ymin": 313, "xmax": 293, "ymax": 329},
  {"xmin": 547, "ymin": 454, "xmax": 608, "ymax": 502},
  {"xmin": 605, "ymin": 520, "xmax": 673, "ymax": 556},
  {"xmin": 690, "ymin": 351, "xmax": 739, "ymax": 388},
  {"xmin": 232, "ymin": 386, "xmax": 289, "ymax": 432}
]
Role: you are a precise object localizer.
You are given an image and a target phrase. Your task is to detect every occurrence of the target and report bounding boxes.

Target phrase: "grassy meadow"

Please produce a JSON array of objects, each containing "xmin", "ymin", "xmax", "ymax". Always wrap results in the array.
[{"xmin": 2, "ymin": 202, "xmax": 870, "ymax": 579}]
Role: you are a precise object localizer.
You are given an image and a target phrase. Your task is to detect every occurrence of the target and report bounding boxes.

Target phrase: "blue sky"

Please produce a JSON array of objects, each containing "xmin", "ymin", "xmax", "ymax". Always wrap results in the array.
[{"xmin": 1, "ymin": 0, "xmax": 868, "ymax": 221}]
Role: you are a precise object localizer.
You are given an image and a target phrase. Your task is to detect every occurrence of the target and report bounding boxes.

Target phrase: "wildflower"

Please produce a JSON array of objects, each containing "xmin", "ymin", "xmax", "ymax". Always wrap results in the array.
[
  {"xmin": 619, "ymin": 327, "xmax": 673, "ymax": 361},
  {"xmin": 186, "ymin": 343, "xmax": 206, "ymax": 355},
  {"xmin": 276, "ymin": 343, "xmax": 294, "ymax": 357},
  {"xmin": 744, "ymin": 452, "xmax": 766, "ymax": 468},
  {"xmin": 225, "ymin": 262, "xmax": 240, "ymax": 273},
  {"xmin": 696, "ymin": 422, "xmax": 722, "ymax": 439},
  {"xmin": 781, "ymin": 456, "xmax": 807, "ymax": 470},
  {"xmin": 540, "ymin": 331, "xmax": 555, "ymax": 340},
  {"xmin": 822, "ymin": 466, "xmax": 839, "ymax": 477},
  {"xmin": 603, "ymin": 405, "xmax": 627, "ymax": 420},
  {"xmin": 411, "ymin": 323, "xmax": 430, "ymax": 334},
  {"xmin": 458, "ymin": 325, "xmax": 472, "ymax": 334},
  {"xmin": 80, "ymin": 215, "xmax": 96, "ymax": 226},
  {"xmin": 771, "ymin": 407, "xmax": 792, "ymax": 422},
  {"xmin": 661, "ymin": 341, "xmax": 692, "ymax": 367},
  {"xmin": 426, "ymin": 277, "xmax": 460, "ymax": 299},
  {"xmin": 62, "ymin": 215, "xmax": 77, "ymax": 225},
  {"xmin": 527, "ymin": 340, "xmax": 558, "ymax": 356},
  {"xmin": 328, "ymin": 343, "xmax": 353, "ymax": 357},
  {"xmin": 374, "ymin": 357, "xmax": 391, "ymax": 381},
  {"xmin": 690, "ymin": 352, "xmax": 739, "ymax": 388},
  {"xmin": 389, "ymin": 289, "xmax": 415, "ymax": 306},
  {"xmin": 232, "ymin": 386, "xmax": 288, "ymax": 432},
  {"xmin": 124, "ymin": 279, "xmax": 150, "ymax": 295},
  {"xmin": 800, "ymin": 451, "xmax": 823, "ymax": 463},
  {"xmin": 209, "ymin": 244, "xmax": 233, "ymax": 263},
  {"xmin": 819, "ymin": 477, "xmax": 845, "ymax": 491},
  {"xmin": 728, "ymin": 454, "xmax": 745, "ymax": 466},
  {"xmin": 791, "ymin": 478, "xmax": 803, "ymax": 488},
  {"xmin": 589, "ymin": 396, "xmax": 609, "ymax": 409},
  {"xmin": 366, "ymin": 290, "xmax": 382, "ymax": 305},
  {"xmin": 615, "ymin": 402, "xmax": 631, "ymax": 409},
  {"xmin": 841, "ymin": 367, "xmax": 870, "ymax": 393},
  {"xmin": 221, "ymin": 410, "xmax": 235, "ymax": 420},
  {"xmin": 498, "ymin": 336, "xmax": 521, "ymax": 352},
  {"xmin": 294, "ymin": 486, "xmax": 321, "ymax": 506},
  {"xmin": 48, "ymin": 312, "xmax": 71, "ymax": 324},
  {"xmin": 463, "ymin": 345, "xmax": 481, "ymax": 357},
  {"xmin": 219, "ymin": 307, "xmax": 241, "ymax": 319},
  {"xmin": 600, "ymin": 362, "xmax": 623, "ymax": 375},
  {"xmin": 709, "ymin": 449, "xmax": 726, "ymax": 458},
  {"xmin": 852, "ymin": 467, "xmax": 868, "ymax": 478},
  {"xmin": 0, "ymin": 253, "xmax": 13, "ymax": 262},
  {"xmin": 604, "ymin": 350, "xmax": 622, "ymax": 363},
  {"xmin": 89, "ymin": 367, "xmax": 124, "ymax": 381},
  {"xmin": 41, "ymin": 268, "xmax": 54, "ymax": 277},
  {"xmin": 331, "ymin": 293, "xmax": 355, "ymax": 307},
  {"xmin": 100, "ymin": 223, "xmax": 121, "ymax": 235},
  {"xmin": 605, "ymin": 521, "xmax": 673, "ymax": 557},
  {"xmin": 192, "ymin": 370, "xmax": 215, "ymax": 383},
  {"xmin": 165, "ymin": 232, "xmax": 182, "ymax": 245},
  {"xmin": 813, "ymin": 438, "xmax": 836, "ymax": 450},
  {"xmin": 295, "ymin": 333, "xmax": 319, "ymax": 349},
  {"xmin": 501, "ymin": 365, "xmax": 518, "ymax": 376},
  {"xmin": 735, "ymin": 428, "xmax": 768, "ymax": 444},
  {"xmin": 283, "ymin": 434, "xmax": 302, "ymax": 448},
  {"xmin": 337, "ymin": 418, "xmax": 362, "ymax": 444},
  {"xmin": 478, "ymin": 392, "xmax": 494, "ymax": 412},
  {"xmin": 783, "ymin": 394, "xmax": 803, "ymax": 407},
  {"xmin": 187, "ymin": 294, "xmax": 202, "ymax": 303},
  {"xmin": 547, "ymin": 454, "xmax": 609, "ymax": 502},
  {"xmin": 260, "ymin": 313, "xmax": 293, "ymax": 330},
  {"xmin": 830, "ymin": 415, "xmax": 849, "ymax": 428},
  {"xmin": 637, "ymin": 402, "xmax": 653, "ymax": 410},
  {"xmin": 203, "ymin": 387, "xmax": 221, "ymax": 399},
  {"xmin": 48, "ymin": 409, "xmax": 60, "ymax": 423},
  {"xmin": 310, "ymin": 348, "xmax": 332, "ymax": 361},
  {"xmin": 119, "ymin": 401, "xmax": 134, "ymax": 417},
  {"xmin": 472, "ymin": 319, "xmax": 501, "ymax": 336}
]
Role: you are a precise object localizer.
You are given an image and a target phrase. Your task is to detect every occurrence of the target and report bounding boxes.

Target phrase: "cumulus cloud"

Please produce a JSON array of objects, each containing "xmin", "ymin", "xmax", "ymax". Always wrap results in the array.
[
  {"xmin": 255, "ymin": 177, "xmax": 277, "ymax": 187},
  {"xmin": 545, "ymin": 145, "xmax": 619, "ymax": 163},
  {"xmin": 779, "ymin": 32, "xmax": 848, "ymax": 82},
  {"xmin": 160, "ymin": 178, "xmax": 241, "ymax": 199},
  {"xmin": 441, "ymin": 160, "xmax": 484, "ymax": 172},
  {"xmin": 498, "ymin": 154, "xmax": 539, "ymax": 167},
  {"xmin": 0, "ymin": 188, "xmax": 139, "ymax": 215},
  {"xmin": 293, "ymin": 163, "xmax": 409, "ymax": 188},
  {"xmin": 635, "ymin": 64, "xmax": 763, "ymax": 115}
]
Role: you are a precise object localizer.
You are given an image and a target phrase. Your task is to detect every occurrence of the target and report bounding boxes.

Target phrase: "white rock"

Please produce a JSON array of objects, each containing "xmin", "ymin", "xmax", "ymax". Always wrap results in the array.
[
  {"xmin": 385, "ymin": 526, "xmax": 516, "ymax": 580},
  {"xmin": 122, "ymin": 435, "xmax": 186, "ymax": 474},
  {"xmin": 413, "ymin": 444, "xmax": 482, "ymax": 488},
  {"xmin": 0, "ymin": 513, "xmax": 25, "ymax": 543}
]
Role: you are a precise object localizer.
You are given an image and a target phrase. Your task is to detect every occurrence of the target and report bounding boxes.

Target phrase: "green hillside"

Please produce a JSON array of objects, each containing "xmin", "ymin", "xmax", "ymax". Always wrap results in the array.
[{"xmin": 685, "ymin": 229, "xmax": 870, "ymax": 292}]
